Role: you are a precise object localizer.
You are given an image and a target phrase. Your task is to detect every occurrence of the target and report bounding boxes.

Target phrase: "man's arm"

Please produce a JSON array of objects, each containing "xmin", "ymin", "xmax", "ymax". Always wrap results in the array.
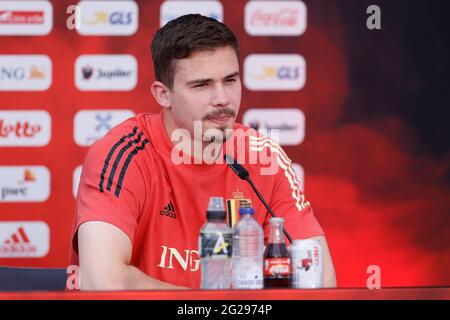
[
  {"xmin": 78, "ymin": 221, "xmax": 188, "ymax": 290},
  {"xmin": 306, "ymin": 235, "xmax": 337, "ymax": 288}
]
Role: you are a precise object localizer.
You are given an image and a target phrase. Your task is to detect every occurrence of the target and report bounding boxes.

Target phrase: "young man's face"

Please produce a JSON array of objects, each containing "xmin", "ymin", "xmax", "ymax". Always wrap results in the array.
[{"xmin": 166, "ymin": 46, "xmax": 241, "ymax": 143}]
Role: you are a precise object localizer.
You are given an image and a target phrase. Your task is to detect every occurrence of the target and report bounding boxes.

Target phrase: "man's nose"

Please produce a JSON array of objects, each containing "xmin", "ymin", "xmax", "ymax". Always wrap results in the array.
[{"xmin": 211, "ymin": 84, "xmax": 230, "ymax": 107}]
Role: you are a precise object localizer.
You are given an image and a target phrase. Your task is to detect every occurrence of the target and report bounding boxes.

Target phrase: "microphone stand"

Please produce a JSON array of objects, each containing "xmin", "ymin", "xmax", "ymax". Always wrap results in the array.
[{"xmin": 224, "ymin": 154, "xmax": 293, "ymax": 244}]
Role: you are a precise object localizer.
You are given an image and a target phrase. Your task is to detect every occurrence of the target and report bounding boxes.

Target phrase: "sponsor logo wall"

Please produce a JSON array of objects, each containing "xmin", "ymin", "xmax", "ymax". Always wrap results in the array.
[
  {"xmin": 243, "ymin": 108, "xmax": 305, "ymax": 145},
  {"xmin": 74, "ymin": 109, "xmax": 135, "ymax": 146},
  {"xmin": 75, "ymin": 55, "xmax": 137, "ymax": 91},
  {"xmin": 0, "ymin": 55, "xmax": 52, "ymax": 91},
  {"xmin": 0, "ymin": 166, "xmax": 50, "ymax": 202},
  {"xmin": 75, "ymin": 0, "xmax": 138, "ymax": 36},
  {"xmin": 0, "ymin": 0, "xmax": 53, "ymax": 36},
  {"xmin": 0, "ymin": 0, "xmax": 310, "ymax": 267},
  {"xmin": 0, "ymin": 110, "xmax": 51, "ymax": 146},
  {"xmin": 244, "ymin": 54, "xmax": 306, "ymax": 91},
  {"xmin": 244, "ymin": 0, "xmax": 307, "ymax": 36},
  {"xmin": 160, "ymin": 0, "xmax": 223, "ymax": 26},
  {"xmin": 0, "ymin": 221, "xmax": 50, "ymax": 258}
]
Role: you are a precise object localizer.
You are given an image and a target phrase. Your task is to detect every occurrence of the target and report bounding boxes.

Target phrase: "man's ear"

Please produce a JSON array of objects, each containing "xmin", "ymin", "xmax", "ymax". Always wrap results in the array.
[{"xmin": 151, "ymin": 81, "xmax": 171, "ymax": 109}]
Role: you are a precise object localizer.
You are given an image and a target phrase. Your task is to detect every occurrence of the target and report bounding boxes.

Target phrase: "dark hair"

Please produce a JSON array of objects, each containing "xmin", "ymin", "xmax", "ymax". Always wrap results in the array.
[{"xmin": 151, "ymin": 14, "xmax": 239, "ymax": 88}]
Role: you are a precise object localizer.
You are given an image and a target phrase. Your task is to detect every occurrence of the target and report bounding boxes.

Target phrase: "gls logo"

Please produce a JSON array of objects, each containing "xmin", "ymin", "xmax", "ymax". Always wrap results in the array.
[
  {"xmin": 160, "ymin": 1, "xmax": 223, "ymax": 26},
  {"xmin": 74, "ymin": 109, "xmax": 135, "ymax": 146},
  {"xmin": 0, "ymin": 1, "xmax": 53, "ymax": 36},
  {"xmin": 0, "ymin": 55, "xmax": 52, "ymax": 91},
  {"xmin": 244, "ymin": 54, "xmax": 306, "ymax": 91},
  {"xmin": 0, "ymin": 110, "xmax": 51, "ymax": 147},
  {"xmin": 74, "ymin": 0, "xmax": 138, "ymax": 35},
  {"xmin": 245, "ymin": 0, "xmax": 307, "ymax": 36}
]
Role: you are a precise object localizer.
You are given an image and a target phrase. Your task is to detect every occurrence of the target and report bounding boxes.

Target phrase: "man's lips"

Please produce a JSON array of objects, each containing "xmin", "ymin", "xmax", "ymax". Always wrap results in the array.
[{"xmin": 205, "ymin": 114, "xmax": 233, "ymax": 125}]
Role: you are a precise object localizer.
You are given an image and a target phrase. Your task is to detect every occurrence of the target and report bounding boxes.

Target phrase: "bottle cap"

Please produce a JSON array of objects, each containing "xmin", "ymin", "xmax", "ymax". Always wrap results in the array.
[
  {"xmin": 239, "ymin": 207, "xmax": 254, "ymax": 216},
  {"xmin": 269, "ymin": 217, "xmax": 284, "ymax": 224},
  {"xmin": 206, "ymin": 197, "xmax": 226, "ymax": 220}
]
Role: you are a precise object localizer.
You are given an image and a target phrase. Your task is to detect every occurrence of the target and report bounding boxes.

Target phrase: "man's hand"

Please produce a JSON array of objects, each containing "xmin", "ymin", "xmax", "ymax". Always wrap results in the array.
[{"xmin": 78, "ymin": 221, "xmax": 189, "ymax": 290}]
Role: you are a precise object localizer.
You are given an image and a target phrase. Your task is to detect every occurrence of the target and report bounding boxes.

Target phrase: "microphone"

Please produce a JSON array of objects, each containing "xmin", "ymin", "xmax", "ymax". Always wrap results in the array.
[
  {"xmin": 224, "ymin": 154, "xmax": 293, "ymax": 244},
  {"xmin": 224, "ymin": 154, "xmax": 249, "ymax": 180}
]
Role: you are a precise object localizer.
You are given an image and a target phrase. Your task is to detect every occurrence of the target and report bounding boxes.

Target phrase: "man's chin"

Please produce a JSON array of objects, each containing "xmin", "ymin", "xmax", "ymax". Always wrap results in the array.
[{"xmin": 202, "ymin": 126, "xmax": 234, "ymax": 143}]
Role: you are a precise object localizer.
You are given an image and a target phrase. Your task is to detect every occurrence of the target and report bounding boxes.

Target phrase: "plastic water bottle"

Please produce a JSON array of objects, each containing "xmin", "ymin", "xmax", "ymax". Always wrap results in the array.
[
  {"xmin": 199, "ymin": 197, "xmax": 232, "ymax": 289},
  {"xmin": 232, "ymin": 207, "xmax": 264, "ymax": 289}
]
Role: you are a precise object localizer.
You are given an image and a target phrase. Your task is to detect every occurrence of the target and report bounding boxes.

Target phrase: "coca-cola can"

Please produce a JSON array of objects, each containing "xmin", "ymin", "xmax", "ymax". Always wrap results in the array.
[{"xmin": 290, "ymin": 239, "xmax": 324, "ymax": 288}]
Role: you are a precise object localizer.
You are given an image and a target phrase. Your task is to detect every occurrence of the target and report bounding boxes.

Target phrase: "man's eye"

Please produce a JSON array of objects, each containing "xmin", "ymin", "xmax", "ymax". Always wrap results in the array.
[
  {"xmin": 226, "ymin": 78, "xmax": 236, "ymax": 83},
  {"xmin": 193, "ymin": 83, "xmax": 207, "ymax": 88}
]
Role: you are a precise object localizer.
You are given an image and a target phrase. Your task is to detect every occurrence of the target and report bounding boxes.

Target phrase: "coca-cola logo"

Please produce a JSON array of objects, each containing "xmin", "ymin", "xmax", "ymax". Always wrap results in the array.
[
  {"xmin": 0, "ymin": 119, "xmax": 41, "ymax": 138},
  {"xmin": 245, "ymin": 1, "xmax": 307, "ymax": 36},
  {"xmin": 250, "ymin": 8, "xmax": 299, "ymax": 27}
]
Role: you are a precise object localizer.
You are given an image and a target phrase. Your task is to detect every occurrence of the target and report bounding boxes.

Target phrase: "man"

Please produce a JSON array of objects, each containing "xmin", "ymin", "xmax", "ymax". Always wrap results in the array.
[{"xmin": 70, "ymin": 14, "xmax": 336, "ymax": 290}]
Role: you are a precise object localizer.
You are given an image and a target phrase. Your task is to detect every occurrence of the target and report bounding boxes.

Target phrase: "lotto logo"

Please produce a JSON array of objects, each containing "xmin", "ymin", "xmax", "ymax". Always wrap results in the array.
[{"xmin": 0, "ymin": 110, "xmax": 51, "ymax": 147}]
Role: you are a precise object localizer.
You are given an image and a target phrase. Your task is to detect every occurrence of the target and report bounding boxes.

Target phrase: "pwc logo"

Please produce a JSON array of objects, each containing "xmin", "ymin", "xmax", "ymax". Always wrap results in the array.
[
  {"xmin": 0, "ymin": 55, "xmax": 52, "ymax": 91},
  {"xmin": 76, "ymin": 0, "xmax": 138, "ymax": 36},
  {"xmin": 74, "ymin": 109, "xmax": 135, "ymax": 146},
  {"xmin": 160, "ymin": 0, "xmax": 223, "ymax": 26},
  {"xmin": 0, "ymin": 222, "xmax": 50, "ymax": 258},
  {"xmin": 0, "ymin": 0, "xmax": 53, "ymax": 36},
  {"xmin": 0, "ymin": 110, "xmax": 51, "ymax": 147},
  {"xmin": 0, "ymin": 166, "xmax": 50, "ymax": 202},
  {"xmin": 75, "ymin": 55, "xmax": 137, "ymax": 91},
  {"xmin": 243, "ymin": 108, "xmax": 305, "ymax": 145},
  {"xmin": 245, "ymin": 0, "xmax": 307, "ymax": 36},
  {"xmin": 244, "ymin": 54, "xmax": 306, "ymax": 91}
]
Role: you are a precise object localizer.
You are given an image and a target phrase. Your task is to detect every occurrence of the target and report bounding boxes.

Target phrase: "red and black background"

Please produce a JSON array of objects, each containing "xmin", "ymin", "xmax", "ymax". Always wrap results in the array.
[{"xmin": 0, "ymin": 0, "xmax": 449, "ymax": 288}]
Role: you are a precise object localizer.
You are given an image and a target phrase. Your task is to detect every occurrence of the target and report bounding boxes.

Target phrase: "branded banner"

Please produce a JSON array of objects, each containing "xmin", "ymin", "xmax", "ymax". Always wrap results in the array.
[{"xmin": 0, "ymin": 0, "xmax": 448, "ymax": 288}]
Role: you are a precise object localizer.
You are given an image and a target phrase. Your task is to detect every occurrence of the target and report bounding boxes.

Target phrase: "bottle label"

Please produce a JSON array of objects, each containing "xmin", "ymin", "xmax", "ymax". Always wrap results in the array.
[
  {"xmin": 200, "ymin": 232, "xmax": 232, "ymax": 257},
  {"xmin": 264, "ymin": 258, "xmax": 291, "ymax": 276},
  {"xmin": 234, "ymin": 265, "xmax": 263, "ymax": 289}
]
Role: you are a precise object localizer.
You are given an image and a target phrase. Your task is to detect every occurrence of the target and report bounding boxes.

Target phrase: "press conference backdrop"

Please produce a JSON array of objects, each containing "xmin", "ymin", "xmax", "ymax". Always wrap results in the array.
[{"xmin": 0, "ymin": 0, "xmax": 448, "ymax": 288}]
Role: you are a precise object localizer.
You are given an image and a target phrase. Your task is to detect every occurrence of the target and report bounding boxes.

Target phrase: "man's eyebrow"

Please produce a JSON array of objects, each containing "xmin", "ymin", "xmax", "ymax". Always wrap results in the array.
[
  {"xmin": 186, "ymin": 72, "xmax": 240, "ymax": 85},
  {"xmin": 223, "ymin": 71, "xmax": 240, "ymax": 79},
  {"xmin": 186, "ymin": 78, "xmax": 211, "ymax": 85}
]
